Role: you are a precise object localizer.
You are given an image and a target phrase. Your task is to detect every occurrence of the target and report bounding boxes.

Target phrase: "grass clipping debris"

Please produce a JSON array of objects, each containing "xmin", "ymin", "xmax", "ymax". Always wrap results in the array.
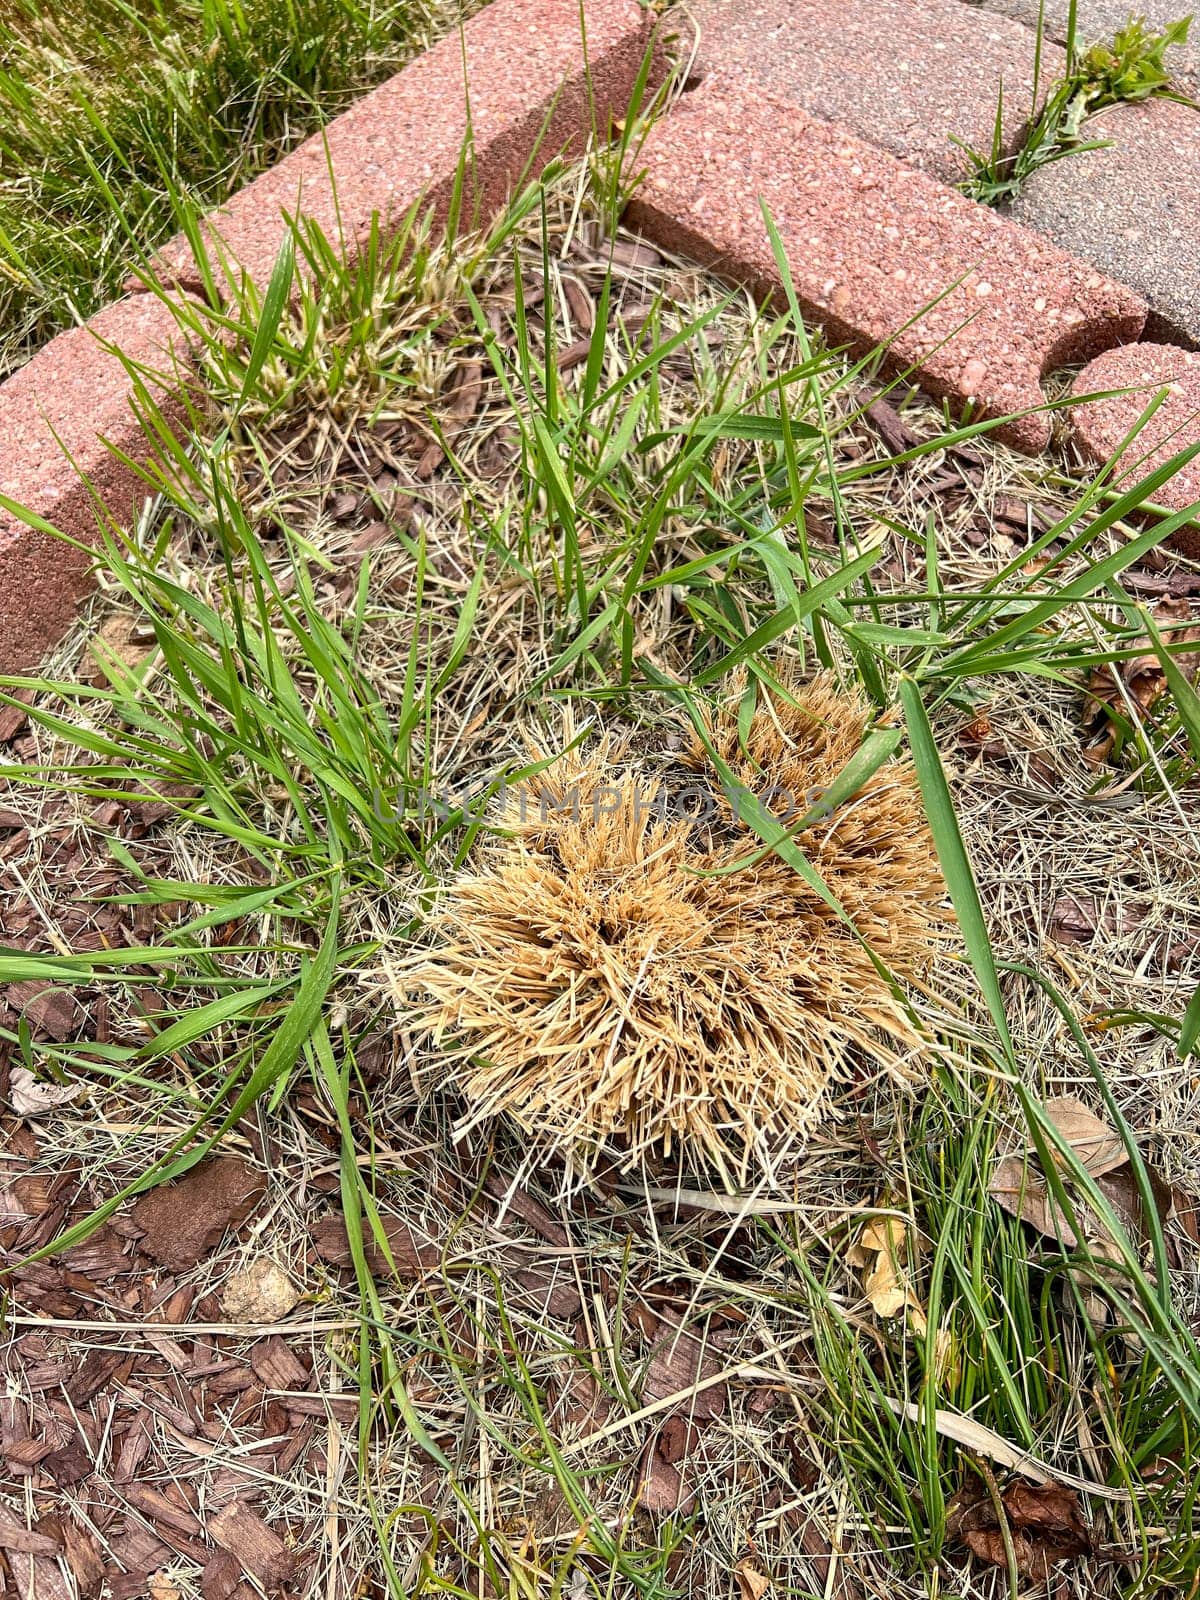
[{"xmin": 399, "ymin": 678, "xmax": 950, "ymax": 1183}]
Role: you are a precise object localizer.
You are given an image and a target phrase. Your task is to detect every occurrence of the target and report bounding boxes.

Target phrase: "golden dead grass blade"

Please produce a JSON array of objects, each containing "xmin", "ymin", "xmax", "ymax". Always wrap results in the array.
[{"xmin": 396, "ymin": 676, "xmax": 951, "ymax": 1182}]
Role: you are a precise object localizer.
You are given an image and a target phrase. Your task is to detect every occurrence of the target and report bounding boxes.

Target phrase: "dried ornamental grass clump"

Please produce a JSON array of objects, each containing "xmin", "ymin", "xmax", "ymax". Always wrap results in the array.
[{"xmin": 397, "ymin": 677, "xmax": 950, "ymax": 1183}]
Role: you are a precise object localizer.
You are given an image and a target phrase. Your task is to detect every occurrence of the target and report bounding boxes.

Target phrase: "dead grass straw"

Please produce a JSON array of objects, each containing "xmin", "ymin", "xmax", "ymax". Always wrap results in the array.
[{"xmin": 395, "ymin": 676, "xmax": 951, "ymax": 1185}]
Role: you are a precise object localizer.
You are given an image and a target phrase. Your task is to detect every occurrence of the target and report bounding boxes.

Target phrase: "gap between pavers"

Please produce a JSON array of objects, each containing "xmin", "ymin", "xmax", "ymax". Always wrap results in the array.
[
  {"xmin": 625, "ymin": 70, "xmax": 1146, "ymax": 454},
  {"xmin": 0, "ymin": 0, "xmax": 661, "ymax": 678},
  {"xmin": 684, "ymin": 0, "xmax": 1064, "ymax": 183},
  {"xmin": 1010, "ymin": 96, "xmax": 1200, "ymax": 349}
]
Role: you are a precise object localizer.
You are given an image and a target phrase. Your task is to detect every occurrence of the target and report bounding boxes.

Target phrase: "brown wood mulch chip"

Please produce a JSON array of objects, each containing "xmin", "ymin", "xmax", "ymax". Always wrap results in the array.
[
  {"xmin": 0, "ymin": 1132, "xmax": 327, "ymax": 1596},
  {"xmin": 1, "ymin": 1125, "xmax": 611, "ymax": 1594},
  {"xmin": 127, "ymin": 1158, "xmax": 268, "ymax": 1271}
]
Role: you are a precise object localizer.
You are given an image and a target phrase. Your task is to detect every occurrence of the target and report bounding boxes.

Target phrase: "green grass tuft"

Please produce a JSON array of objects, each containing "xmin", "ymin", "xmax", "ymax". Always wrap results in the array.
[{"xmin": 0, "ymin": 0, "xmax": 481, "ymax": 375}]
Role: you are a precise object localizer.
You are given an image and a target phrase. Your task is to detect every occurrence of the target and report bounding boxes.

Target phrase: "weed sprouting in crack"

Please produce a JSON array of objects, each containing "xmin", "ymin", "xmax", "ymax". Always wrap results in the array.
[{"xmin": 957, "ymin": 10, "xmax": 1194, "ymax": 206}]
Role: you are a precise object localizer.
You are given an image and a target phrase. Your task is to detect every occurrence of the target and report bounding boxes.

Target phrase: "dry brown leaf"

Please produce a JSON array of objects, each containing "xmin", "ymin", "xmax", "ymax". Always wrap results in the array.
[
  {"xmin": 7, "ymin": 1065, "xmax": 83, "ymax": 1119},
  {"xmin": 1083, "ymin": 597, "xmax": 1200, "ymax": 762},
  {"xmin": 1096, "ymin": 1161, "xmax": 1173, "ymax": 1252},
  {"xmin": 1172, "ymin": 1185, "xmax": 1200, "ymax": 1245},
  {"xmin": 1004, "ymin": 1479, "xmax": 1090, "ymax": 1538},
  {"xmin": 1048, "ymin": 892, "xmax": 1104, "ymax": 947},
  {"xmin": 989, "ymin": 1095, "xmax": 1168, "ymax": 1262},
  {"xmin": 991, "ymin": 1153, "xmax": 1081, "ymax": 1248},
  {"xmin": 1041, "ymin": 1097, "xmax": 1128, "ymax": 1178},
  {"xmin": 849, "ymin": 1215, "xmax": 926, "ymax": 1329},
  {"xmin": 735, "ymin": 1558, "xmax": 771, "ymax": 1600},
  {"xmin": 861, "ymin": 1221, "xmax": 911, "ymax": 1319},
  {"xmin": 950, "ymin": 1474, "xmax": 1091, "ymax": 1584},
  {"xmin": 1046, "ymin": 894, "xmax": 1149, "ymax": 951}
]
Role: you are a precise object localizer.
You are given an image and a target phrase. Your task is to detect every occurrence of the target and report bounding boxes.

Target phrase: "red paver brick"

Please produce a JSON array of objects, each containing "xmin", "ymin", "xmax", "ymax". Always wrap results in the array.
[
  {"xmin": 1011, "ymin": 97, "xmax": 1200, "ymax": 346},
  {"xmin": 0, "ymin": 0, "xmax": 658, "ymax": 676},
  {"xmin": 624, "ymin": 72, "xmax": 1146, "ymax": 452},
  {"xmin": 1071, "ymin": 343, "xmax": 1200, "ymax": 559},
  {"xmin": 0, "ymin": 296, "xmax": 188, "ymax": 676},
  {"xmin": 155, "ymin": 0, "xmax": 660, "ymax": 295},
  {"xmin": 687, "ymin": 0, "xmax": 1063, "ymax": 183}
]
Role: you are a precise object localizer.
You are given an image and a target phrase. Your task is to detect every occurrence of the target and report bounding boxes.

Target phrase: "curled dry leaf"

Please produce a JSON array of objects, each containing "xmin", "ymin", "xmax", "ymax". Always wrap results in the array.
[
  {"xmin": 735, "ymin": 1558, "xmax": 771, "ymax": 1600},
  {"xmin": 8, "ymin": 1065, "xmax": 84, "ymax": 1119},
  {"xmin": 949, "ymin": 1473, "xmax": 1091, "ymax": 1585},
  {"xmin": 1083, "ymin": 597, "xmax": 1200, "ymax": 763},
  {"xmin": 848, "ymin": 1214, "xmax": 926, "ymax": 1329},
  {"xmin": 990, "ymin": 1095, "xmax": 1170, "ymax": 1255}
]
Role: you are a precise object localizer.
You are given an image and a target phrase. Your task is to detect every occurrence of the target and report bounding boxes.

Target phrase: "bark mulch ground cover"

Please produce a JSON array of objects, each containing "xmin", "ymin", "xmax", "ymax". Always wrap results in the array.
[{"xmin": 2, "ymin": 123, "xmax": 1200, "ymax": 1600}]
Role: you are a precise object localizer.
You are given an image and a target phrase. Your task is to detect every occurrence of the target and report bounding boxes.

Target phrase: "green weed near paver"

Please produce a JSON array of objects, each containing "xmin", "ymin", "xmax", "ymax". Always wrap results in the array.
[
  {"xmin": 1, "ymin": 84, "xmax": 1199, "ymax": 1600},
  {"xmin": 0, "ymin": 0, "xmax": 481, "ymax": 377},
  {"xmin": 958, "ymin": 9, "xmax": 1194, "ymax": 203}
]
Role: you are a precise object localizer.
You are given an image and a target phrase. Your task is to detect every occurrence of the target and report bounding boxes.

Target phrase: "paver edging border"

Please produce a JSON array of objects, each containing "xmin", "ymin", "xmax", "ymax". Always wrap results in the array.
[
  {"xmin": 1, "ymin": 0, "xmax": 1198, "ymax": 682},
  {"xmin": 0, "ymin": 0, "xmax": 663, "ymax": 678}
]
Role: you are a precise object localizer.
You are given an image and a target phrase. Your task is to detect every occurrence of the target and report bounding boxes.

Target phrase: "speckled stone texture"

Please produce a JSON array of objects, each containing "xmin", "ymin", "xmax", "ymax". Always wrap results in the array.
[
  {"xmin": 982, "ymin": 0, "xmax": 1200, "ymax": 97},
  {"xmin": 1072, "ymin": 343, "xmax": 1200, "ymax": 559},
  {"xmin": 685, "ymin": 0, "xmax": 1063, "ymax": 182},
  {"xmin": 1010, "ymin": 98, "xmax": 1200, "ymax": 347},
  {"xmin": 625, "ymin": 73, "xmax": 1146, "ymax": 452},
  {"xmin": 154, "ymin": 0, "xmax": 659, "ymax": 295},
  {"xmin": 0, "ymin": 296, "xmax": 187, "ymax": 675}
]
